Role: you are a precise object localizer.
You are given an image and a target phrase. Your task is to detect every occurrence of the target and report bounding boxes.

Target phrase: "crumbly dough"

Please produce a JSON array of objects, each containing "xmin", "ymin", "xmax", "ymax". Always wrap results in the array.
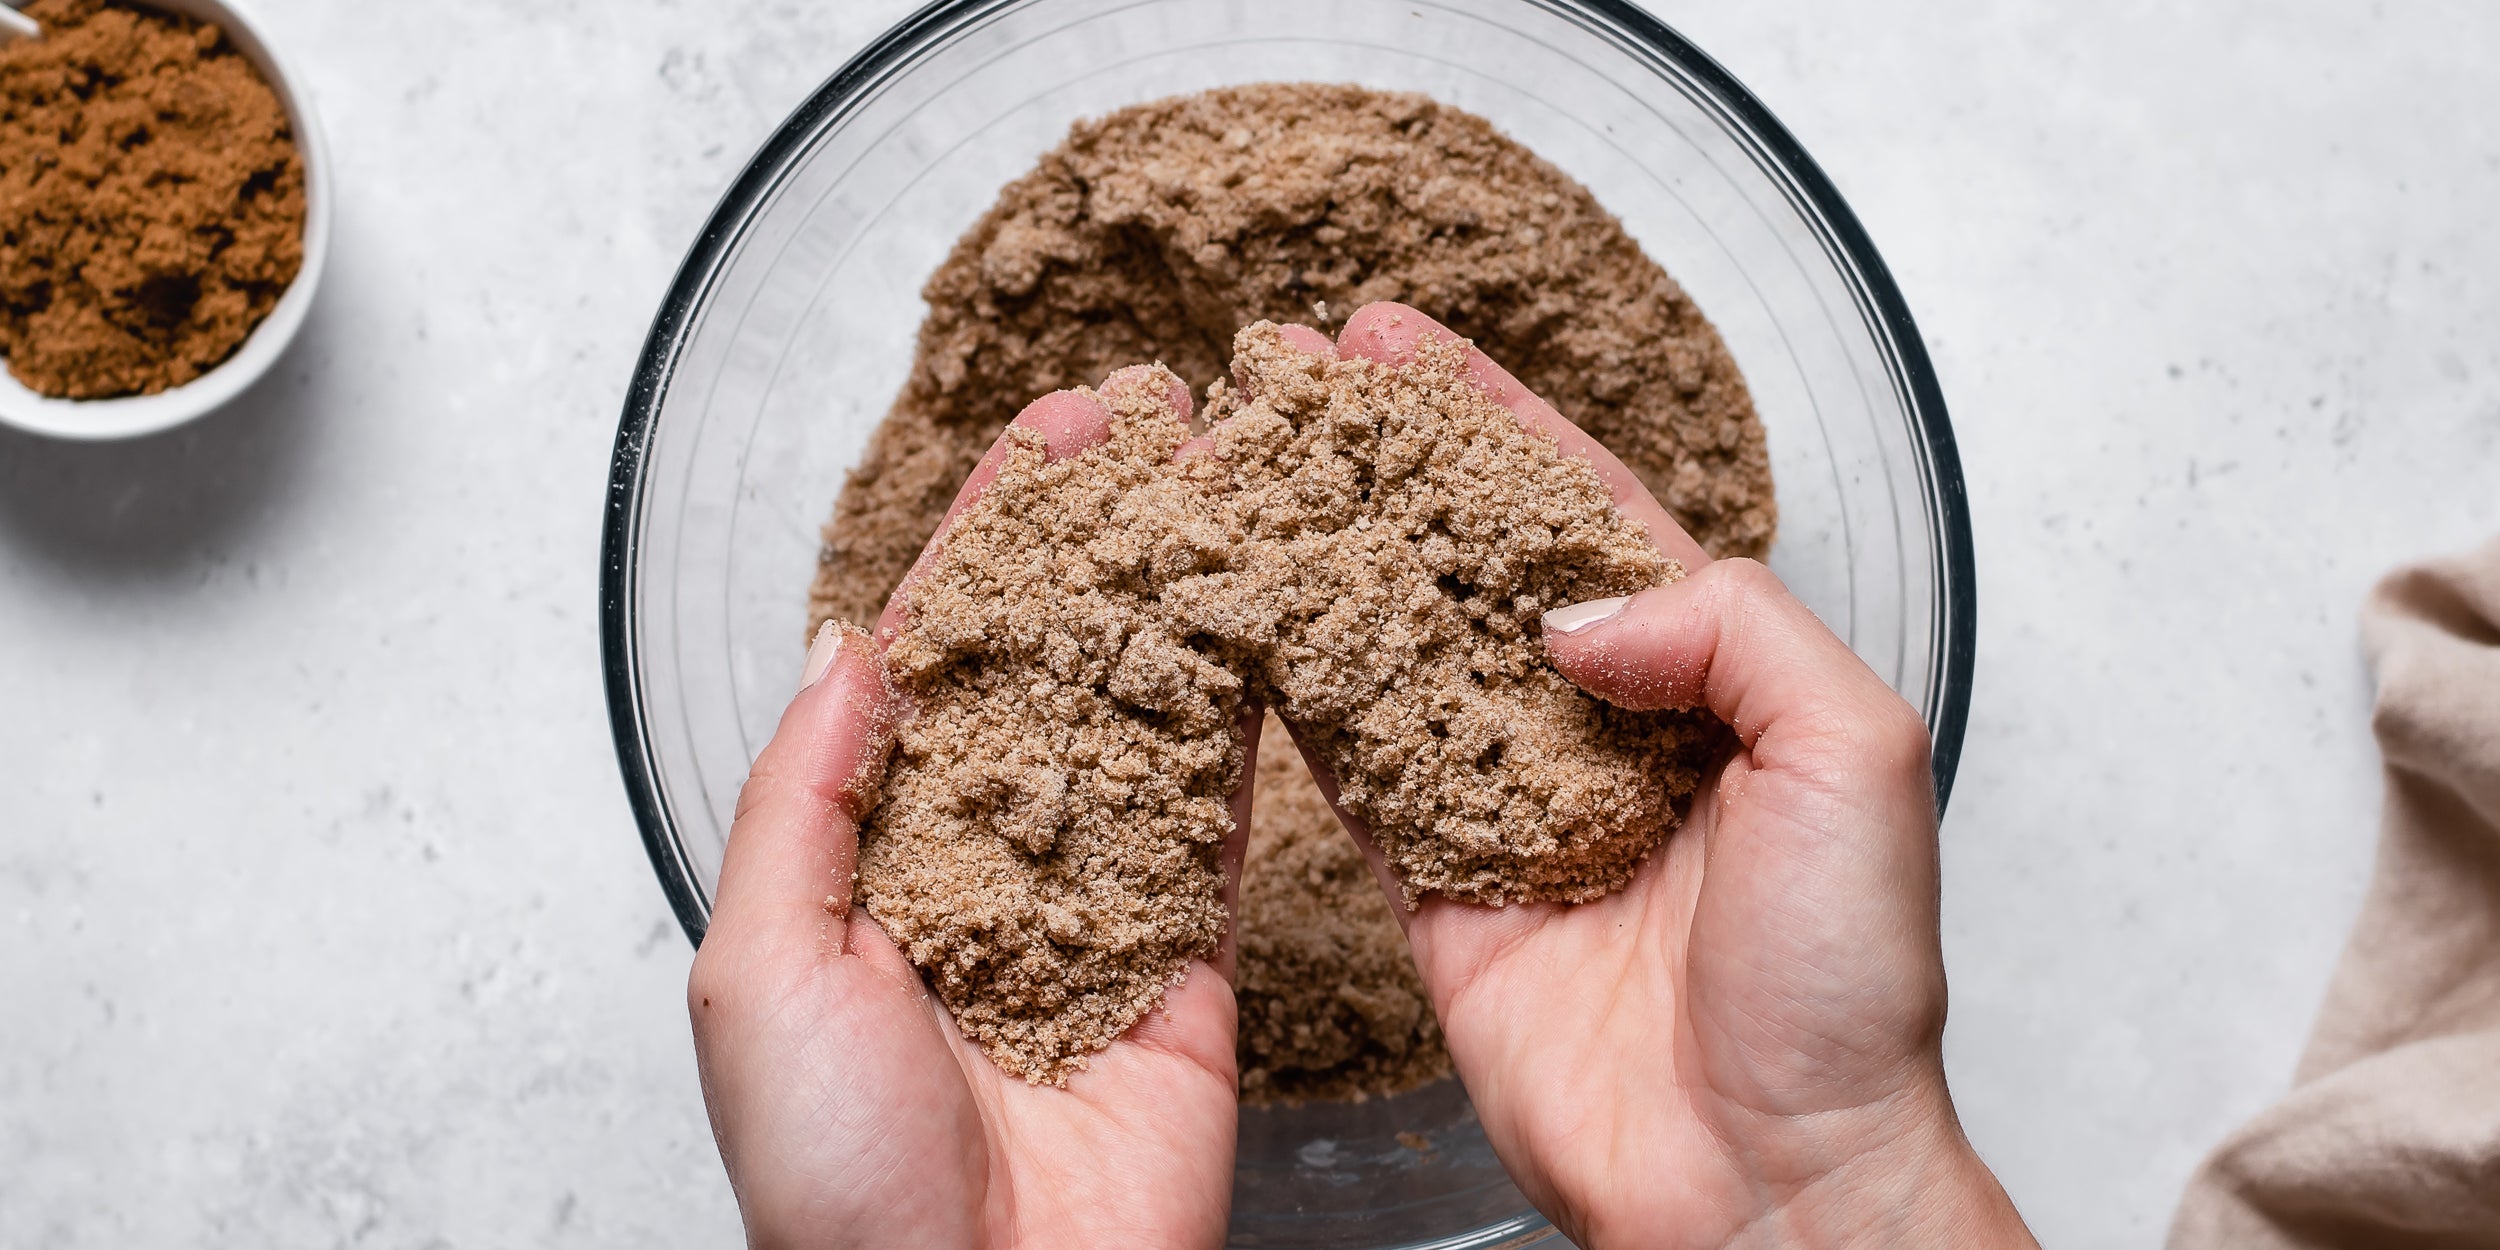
[
  {"xmin": 1194, "ymin": 326, "xmax": 1717, "ymax": 904},
  {"xmin": 858, "ymin": 325, "xmax": 1721, "ymax": 1082},
  {"xmin": 826, "ymin": 84, "xmax": 1772, "ymax": 1096},
  {"xmin": 860, "ymin": 372, "xmax": 1238, "ymax": 1086}
]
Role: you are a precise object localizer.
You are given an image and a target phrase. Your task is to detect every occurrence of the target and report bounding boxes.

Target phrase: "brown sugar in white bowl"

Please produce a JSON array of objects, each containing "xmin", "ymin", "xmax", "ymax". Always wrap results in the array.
[{"xmin": 0, "ymin": 0, "xmax": 331, "ymax": 441}]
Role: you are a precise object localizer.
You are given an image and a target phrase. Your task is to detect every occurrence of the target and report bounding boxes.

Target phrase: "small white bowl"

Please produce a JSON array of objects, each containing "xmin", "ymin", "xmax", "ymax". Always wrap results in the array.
[{"xmin": 0, "ymin": 0, "xmax": 331, "ymax": 441}]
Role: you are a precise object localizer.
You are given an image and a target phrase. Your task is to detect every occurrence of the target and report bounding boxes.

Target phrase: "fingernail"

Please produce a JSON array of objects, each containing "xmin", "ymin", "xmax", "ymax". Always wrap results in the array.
[
  {"xmin": 801, "ymin": 620, "xmax": 844, "ymax": 691},
  {"xmin": 1542, "ymin": 595, "xmax": 1631, "ymax": 635}
]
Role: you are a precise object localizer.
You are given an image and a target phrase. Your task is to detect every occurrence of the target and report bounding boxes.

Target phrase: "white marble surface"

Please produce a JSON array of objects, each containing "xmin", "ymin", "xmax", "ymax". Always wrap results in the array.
[{"xmin": 2, "ymin": 2, "xmax": 2494, "ymax": 1245}]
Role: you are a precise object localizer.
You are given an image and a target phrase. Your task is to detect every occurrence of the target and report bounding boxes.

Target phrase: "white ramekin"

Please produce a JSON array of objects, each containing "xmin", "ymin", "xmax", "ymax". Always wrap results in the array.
[{"xmin": 0, "ymin": 0, "xmax": 332, "ymax": 441}]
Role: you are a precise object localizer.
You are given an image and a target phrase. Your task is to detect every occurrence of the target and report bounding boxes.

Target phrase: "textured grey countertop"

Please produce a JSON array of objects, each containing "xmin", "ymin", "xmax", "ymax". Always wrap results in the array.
[{"xmin": 4, "ymin": 2, "xmax": 2495, "ymax": 1245}]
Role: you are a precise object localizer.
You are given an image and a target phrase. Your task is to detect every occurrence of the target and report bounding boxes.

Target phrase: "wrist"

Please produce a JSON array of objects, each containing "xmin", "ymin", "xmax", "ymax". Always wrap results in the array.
[{"xmin": 1724, "ymin": 1093, "xmax": 2033, "ymax": 1250}]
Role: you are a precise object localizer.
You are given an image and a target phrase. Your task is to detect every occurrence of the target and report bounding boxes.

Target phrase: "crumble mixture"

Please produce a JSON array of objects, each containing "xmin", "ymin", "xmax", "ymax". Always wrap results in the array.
[
  {"xmin": 822, "ymin": 85, "xmax": 1772, "ymax": 1093},
  {"xmin": 858, "ymin": 326, "xmax": 1719, "ymax": 1082}
]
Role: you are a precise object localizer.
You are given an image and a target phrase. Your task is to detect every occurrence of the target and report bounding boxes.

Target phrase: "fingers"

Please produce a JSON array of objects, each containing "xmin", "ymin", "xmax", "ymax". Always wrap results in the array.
[
  {"xmin": 873, "ymin": 389, "xmax": 1108, "ymax": 642},
  {"xmin": 1336, "ymin": 302, "xmax": 1712, "ymax": 571},
  {"xmin": 1543, "ymin": 560, "xmax": 1948, "ymax": 1124},
  {"xmin": 1100, "ymin": 361, "xmax": 1196, "ymax": 424},
  {"xmin": 707, "ymin": 620, "xmax": 897, "ymax": 959},
  {"xmin": 1207, "ymin": 704, "xmax": 1264, "ymax": 982},
  {"xmin": 1274, "ymin": 322, "xmax": 1337, "ymax": 358},
  {"xmin": 1540, "ymin": 557, "xmax": 1933, "ymax": 807}
]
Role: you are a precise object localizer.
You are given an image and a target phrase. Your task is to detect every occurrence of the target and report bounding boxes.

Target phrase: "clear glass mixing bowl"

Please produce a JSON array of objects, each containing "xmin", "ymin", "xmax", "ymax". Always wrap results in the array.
[{"xmin": 602, "ymin": 1, "xmax": 1975, "ymax": 1244}]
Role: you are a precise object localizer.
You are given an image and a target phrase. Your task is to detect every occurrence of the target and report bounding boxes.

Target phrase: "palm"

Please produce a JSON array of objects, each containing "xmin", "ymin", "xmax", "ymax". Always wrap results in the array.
[
  {"xmin": 939, "ymin": 954, "xmax": 1240, "ymax": 1245},
  {"xmin": 694, "ymin": 906, "xmax": 1239, "ymax": 1248},
  {"xmin": 694, "ymin": 367, "xmax": 1256, "ymax": 1250},
  {"xmin": 1392, "ymin": 747, "xmax": 1943, "ymax": 1249}
]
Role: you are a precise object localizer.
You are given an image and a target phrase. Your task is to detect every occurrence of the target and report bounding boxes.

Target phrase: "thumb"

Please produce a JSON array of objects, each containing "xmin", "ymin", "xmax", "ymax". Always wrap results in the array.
[
  {"xmin": 1538, "ymin": 558, "xmax": 1938, "ymax": 962},
  {"xmin": 705, "ymin": 621, "xmax": 896, "ymax": 958},
  {"xmin": 1540, "ymin": 558, "xmax": 1930, "ymax": 793}
]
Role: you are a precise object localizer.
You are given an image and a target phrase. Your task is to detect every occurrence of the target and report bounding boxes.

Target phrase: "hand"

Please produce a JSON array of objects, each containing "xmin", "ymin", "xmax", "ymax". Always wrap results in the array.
[
  {"xmin": 1285, "ymin": 303, "xmax": 2036, "ymax": 1249},
  {"xmin": 687, "ymin": 372, "xmax": 1249, "ymax": 1249}
]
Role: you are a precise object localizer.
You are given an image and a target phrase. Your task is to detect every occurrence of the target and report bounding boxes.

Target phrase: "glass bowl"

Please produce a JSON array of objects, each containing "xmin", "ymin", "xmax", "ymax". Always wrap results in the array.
[{"xmin": 602, "ymin": 1, "xmax": 1974, "ymax": 1245}]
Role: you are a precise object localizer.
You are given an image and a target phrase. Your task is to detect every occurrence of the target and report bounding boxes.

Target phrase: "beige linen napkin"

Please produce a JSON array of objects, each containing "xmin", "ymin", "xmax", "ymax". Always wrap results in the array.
[{"xmin": 2169, "ymin": 536, "xmax": 2500, "ymax": 1248}]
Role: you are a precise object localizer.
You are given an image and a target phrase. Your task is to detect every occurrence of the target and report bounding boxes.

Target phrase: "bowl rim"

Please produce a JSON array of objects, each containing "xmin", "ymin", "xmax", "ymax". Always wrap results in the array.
[
  {"xmin": 602, "ymin": 0, "xmax": 1978, "ymax": 949},
  {"xmin": 0, "ymin": 0, "xmax": 332, "ymax": 441}
]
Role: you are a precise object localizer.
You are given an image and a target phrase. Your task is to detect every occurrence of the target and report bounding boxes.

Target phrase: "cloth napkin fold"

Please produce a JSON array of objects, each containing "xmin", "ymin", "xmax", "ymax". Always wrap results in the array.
[{"xmin": 2169, "ymin": 536, "xmax": 2500, "ymax": 1248}]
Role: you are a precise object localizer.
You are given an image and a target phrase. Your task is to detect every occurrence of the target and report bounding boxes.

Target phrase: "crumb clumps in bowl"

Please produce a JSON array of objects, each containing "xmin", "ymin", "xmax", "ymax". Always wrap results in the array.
[
  {"xmin": 859, "ymin": 324, "xmax": 1721, "ymax": 1082},
  {"xmin": 809, "ymin": 82, "xmax": 1773, "ymax": 633},
  {"xmin": 0, "ymin": 0, "xmax": 306, "ymax": 399},
  {"xmin": 1235, "ymin": 711, "xmax": 1451, "ymax": 1105}
]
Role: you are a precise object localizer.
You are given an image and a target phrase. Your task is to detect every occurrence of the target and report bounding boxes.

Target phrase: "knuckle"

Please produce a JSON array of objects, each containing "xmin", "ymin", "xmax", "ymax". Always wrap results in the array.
[
  {"xmin": 1882, "ymin": 698, "xmax": 1934, "ymax": 757},
  {"xmin": 1708, "ymin": 556, "xmax": 1785, "ymax": 599},
  {"xmin": 1692, "ymin": 557, "xmax": 1785, "ymax": 631},
  {"xmin": 731, "ymin": 765, "xmax": 784, "ymax": 824},
  {"xmin": 686, "ymin": 948, "xmax": 730, "ymax": 1021},
  {"xmin": 1872, "ymin": 700, "xmax": 1937, "ymax": 790}
]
